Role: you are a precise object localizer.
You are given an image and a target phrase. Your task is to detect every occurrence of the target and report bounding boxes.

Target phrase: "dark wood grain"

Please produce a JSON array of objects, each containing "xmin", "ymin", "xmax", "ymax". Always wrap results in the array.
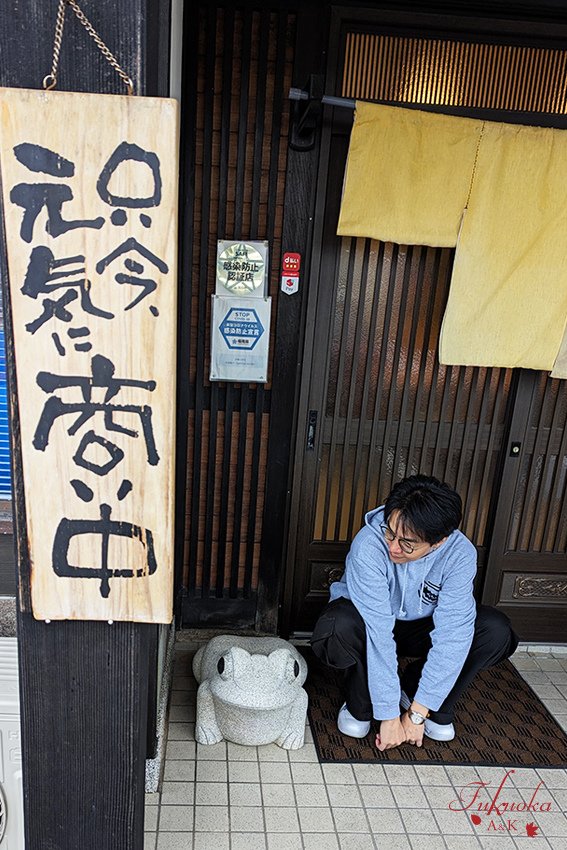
[{"xmin": 0, "ymin": 1, "xmax": 169, "ymax": 846}]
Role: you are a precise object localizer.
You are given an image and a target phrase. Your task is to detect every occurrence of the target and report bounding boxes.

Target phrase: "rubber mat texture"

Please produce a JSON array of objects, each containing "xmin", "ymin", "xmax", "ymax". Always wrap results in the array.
[{"xmin": 301, "ymin": 649, "xmax": 567, "ymax": 768}]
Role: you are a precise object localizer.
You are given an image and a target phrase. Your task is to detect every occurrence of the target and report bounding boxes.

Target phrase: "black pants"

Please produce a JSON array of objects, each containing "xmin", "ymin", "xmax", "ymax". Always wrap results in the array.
[{"xmin": 310, "ymin": 597, "xmax": 519, "ymax": 724}]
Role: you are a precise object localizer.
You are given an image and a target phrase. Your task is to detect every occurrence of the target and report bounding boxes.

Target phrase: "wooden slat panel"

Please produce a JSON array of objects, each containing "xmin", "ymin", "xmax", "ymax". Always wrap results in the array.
[
  {"xmin": 182, "ymin": 8, "xmax": 295, "ymax": 605},
  {"xmin": 343, "ymin": 33, "xmax": 567, "ymax": 113},
  {"xmin": 508, "ymin": 376, "xmax": 567, "ymax": 554},
  {"xmin": 312, "ymin": 235, "xmax": 512, "ymax": 545},
  {"xmin": 310, "ymin": 29, "xmax": 567, "ymax": 551}
]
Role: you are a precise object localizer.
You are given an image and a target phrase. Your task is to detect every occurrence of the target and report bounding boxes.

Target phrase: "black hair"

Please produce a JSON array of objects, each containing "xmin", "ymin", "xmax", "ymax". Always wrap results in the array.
[{"xmin": 383, "ymin": 475, "xmax": 462, "ymax": 544}]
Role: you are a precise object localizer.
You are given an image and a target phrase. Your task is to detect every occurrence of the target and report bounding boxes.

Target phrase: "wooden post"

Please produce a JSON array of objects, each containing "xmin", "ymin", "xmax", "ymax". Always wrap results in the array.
[
  {"xmin": 256, "ymin": 5, "xmax": 330, "ymax": 634},
  {"xmin": 0, "ymin": 2, "xmax": 171, "ymax": 848}
]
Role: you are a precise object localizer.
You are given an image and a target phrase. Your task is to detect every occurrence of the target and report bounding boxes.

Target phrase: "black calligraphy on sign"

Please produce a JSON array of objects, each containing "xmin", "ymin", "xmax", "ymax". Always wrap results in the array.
[
  {"xmin": 22, "ymin": 246, "xmax": 114, "ymax": 335},
  {"xmin": 52, "ymin": 503, "xmax": 157, "ymax": 598},
  {"xmin": 32, "ymin": 354, "xmax": 159, "ymax": 466},
  {"xmin": 10, "ymin": 143, "xmax": 105, "ymax": 242},
  {"xmin": 95, "ymin": 142, "xmax": 167, "ymax": 317},
  {"xmin": 97, "ymin": 141, "xmax": 162, "ymax": 209},
  {"xmin": 96, "ymin": 238, "xmax": 168, "ymax": 312},
  {"xmin": 10, "ymin": 134, "xmax": 169, "ymax": 600},
  {"xmin": 13, "ymin": 140, "xmax": 167, "ymax": 356}
]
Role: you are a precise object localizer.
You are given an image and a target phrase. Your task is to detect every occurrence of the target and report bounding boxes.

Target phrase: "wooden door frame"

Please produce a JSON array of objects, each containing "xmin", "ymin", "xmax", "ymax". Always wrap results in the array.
[
  {"xmin": 280, "ymin": 122, "xmax": 351, "ymax": 637},
  {"xmin": 175, "ymin": 4, "xmax": 303, "ymax": 631},
  {"xmin": 253, "ymin": 5, "xmax": 332, "ymax": 632},
  {"xmin": 482, "ymin": 371, "xmax": 567, "ymax": 641},
  {"xmin": 279, "ymin": 3, "xmax": 567, "ymax": 638}
]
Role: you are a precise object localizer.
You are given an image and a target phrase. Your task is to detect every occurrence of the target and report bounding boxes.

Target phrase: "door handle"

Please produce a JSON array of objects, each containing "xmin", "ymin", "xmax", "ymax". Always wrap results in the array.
[{"xmin": 306, "ymin": 410, "xmax": 318, "ymax": 451}]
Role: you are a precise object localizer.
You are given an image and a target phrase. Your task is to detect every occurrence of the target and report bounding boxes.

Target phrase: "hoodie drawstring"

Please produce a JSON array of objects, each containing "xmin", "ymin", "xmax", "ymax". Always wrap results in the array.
[
  {"xmin": 399, "ymin": 554, "xmax": 430, "ymax": 617},
  {"xmin": 418, "ymin": 559, "xmax": 427, "ymax": 615},
  {"xmin": 398, "ymin": 564, "xmax": 408, "ymax": 617}
]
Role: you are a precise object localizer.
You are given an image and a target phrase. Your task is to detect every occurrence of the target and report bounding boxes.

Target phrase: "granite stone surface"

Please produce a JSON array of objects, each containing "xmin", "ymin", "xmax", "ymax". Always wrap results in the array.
[
  {"xmin": 0, "ymin": 597, "xmax": 17, "ymax": 637},
  {"xmin": 193, "ymin": 635, "xmax": 308, "ymax": 749}
]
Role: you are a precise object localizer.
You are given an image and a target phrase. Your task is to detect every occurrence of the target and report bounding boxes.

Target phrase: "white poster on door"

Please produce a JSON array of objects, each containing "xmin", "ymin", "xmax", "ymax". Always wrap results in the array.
[{"xmin": 210, "ymin": 295, "xmax": 271, "ymax": 383}]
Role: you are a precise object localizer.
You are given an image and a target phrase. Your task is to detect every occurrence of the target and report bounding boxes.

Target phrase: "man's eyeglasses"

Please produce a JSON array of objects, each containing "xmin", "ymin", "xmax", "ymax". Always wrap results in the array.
[{"xmin": 380, "ymin": 523, "xmax": 421, "ymax": 554}]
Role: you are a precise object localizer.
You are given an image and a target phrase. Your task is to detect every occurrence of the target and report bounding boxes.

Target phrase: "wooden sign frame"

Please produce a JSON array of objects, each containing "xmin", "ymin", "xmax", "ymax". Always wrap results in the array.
[{"xmin": 0, "ymin": 87, "xmax": 178, "ymax": 622}]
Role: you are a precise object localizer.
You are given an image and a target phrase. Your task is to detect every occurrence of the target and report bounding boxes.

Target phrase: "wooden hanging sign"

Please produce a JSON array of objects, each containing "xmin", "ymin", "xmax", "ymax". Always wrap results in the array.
[{"xmin": 0, "ymin": 87, "xmax": 179, "ymax": 622}]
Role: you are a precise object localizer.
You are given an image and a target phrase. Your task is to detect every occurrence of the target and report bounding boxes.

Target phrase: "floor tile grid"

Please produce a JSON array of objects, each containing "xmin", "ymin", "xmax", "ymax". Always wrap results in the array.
[
  {"xmin": 148, "ymin": 644, "xmax": 552, "ymax": 844},
  {"xmin": 145, "ymin": 646, "xmax": 567, "ymax": 850},
  {"xmin": 145, "ymin": 649, "xmax": 555, "ymax": 850}
]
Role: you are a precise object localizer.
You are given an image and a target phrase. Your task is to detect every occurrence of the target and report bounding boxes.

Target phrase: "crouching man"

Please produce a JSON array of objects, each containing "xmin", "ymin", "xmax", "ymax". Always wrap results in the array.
[{"xmin": 310, "ymin": 475, "xmax": 518, "ymax": 750}]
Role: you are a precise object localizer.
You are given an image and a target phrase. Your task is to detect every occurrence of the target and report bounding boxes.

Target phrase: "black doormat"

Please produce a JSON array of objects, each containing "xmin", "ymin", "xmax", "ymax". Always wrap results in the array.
[{"xmin": 301, "ymin": 648, "xmax": 567, "ymax": 768}]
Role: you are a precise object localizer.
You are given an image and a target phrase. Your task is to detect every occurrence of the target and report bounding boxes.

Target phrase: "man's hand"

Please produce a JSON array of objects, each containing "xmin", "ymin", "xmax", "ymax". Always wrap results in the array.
[
  {"xmin": 401, "ymin": 712, "xmax": 425, "ymax": 747},
  {"xmin": 375, "ymin": 717, "xmax": 406, "ymax": 751}
]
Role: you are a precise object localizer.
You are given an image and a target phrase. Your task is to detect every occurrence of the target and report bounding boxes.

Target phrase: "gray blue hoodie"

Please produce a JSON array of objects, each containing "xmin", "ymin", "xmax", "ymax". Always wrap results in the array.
[{"xmin": 329, "ymin": 506, "xmax": 477, "ymax": 719}]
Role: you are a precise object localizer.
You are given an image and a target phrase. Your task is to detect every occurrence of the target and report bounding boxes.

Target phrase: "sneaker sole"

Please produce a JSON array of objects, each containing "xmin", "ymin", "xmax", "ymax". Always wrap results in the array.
[{"xmin": 337, "ymin": 705, "xmax": 371, "ymax": 738}]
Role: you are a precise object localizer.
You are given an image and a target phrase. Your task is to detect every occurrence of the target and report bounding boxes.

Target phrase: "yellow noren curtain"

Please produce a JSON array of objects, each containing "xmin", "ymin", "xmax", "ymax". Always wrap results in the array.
[
  {"xmin": 337, "ymin": 102, "xmax": 484, "ymax": 247},
  {"xmin": 337, "ymin": 101, "xmax": 567, "ymax": 377}
]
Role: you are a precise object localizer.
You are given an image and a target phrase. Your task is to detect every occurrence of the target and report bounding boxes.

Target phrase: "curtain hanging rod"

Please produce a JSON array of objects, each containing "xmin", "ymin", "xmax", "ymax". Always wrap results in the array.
[{"xmin": 289, "ymin": 87, "xmax": 356, "ymax": 109}]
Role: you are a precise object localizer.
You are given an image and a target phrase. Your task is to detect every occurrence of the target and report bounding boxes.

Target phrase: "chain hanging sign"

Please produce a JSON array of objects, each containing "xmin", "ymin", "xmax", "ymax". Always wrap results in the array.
[{"xmin": 0, "ymin": 85, "xmax": 179, "ymax": 622}]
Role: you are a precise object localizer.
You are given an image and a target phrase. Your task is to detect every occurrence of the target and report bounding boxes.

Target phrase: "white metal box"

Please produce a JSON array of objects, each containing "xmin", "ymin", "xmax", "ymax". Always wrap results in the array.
[{"xmin": 0, "ymin": 638, "xmax": 23, "ymax": 849}]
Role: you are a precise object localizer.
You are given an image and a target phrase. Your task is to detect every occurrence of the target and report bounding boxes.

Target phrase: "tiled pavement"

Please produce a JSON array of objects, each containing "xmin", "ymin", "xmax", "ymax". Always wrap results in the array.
[{"xmin": 144, "ymin": 644, "xmax": 567, "ymax": 850}]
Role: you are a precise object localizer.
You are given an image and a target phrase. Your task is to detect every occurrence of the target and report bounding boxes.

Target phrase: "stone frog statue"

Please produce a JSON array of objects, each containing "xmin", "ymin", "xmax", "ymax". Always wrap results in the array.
[{"xmin": 192, "ymin": 635, "xmax": 308, "ymax": 749}]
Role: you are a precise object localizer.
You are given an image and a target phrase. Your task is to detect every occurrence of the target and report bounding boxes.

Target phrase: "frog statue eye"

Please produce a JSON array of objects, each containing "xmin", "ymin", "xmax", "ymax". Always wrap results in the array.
[
  {"xmin": 285, "ymin": 656, "xmax": 301, "ymax": 683},
  {"xmin": 217, "ymin": 654, "xmax": 232, "ymax": 679}
]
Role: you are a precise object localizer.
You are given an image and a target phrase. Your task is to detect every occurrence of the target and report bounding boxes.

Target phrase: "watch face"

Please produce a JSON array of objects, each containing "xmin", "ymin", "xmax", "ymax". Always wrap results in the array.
[{"xmin": 409, "ymin": 711, "xmax": 425, "ymax": 725}]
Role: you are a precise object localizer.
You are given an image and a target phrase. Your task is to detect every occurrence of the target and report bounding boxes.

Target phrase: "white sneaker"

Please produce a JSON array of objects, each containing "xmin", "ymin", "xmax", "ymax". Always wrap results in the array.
[
  {"xmin": 400, "ymin": 691, "xmax": 455, "ymax": 742},
  {"xmin": 337, "ymin": 703, "xmax": 371, "ymax": 738}
]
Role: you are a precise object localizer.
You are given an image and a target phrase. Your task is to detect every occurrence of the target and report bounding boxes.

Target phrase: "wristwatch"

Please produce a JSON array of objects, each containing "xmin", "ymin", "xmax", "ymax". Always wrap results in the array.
[{"xmin": 408, "ymin": 708, "xmax": 428, "ymax": 725}]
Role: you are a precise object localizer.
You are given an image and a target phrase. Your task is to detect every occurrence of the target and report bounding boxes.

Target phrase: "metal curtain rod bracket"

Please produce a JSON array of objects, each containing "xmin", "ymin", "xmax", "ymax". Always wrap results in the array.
[
  {"xmin": 288, "ymin": 87, "xmax": 356, "ymax": 110},
  {"xmin": 289, "ymin": 80, "xmax": 354, "ymax": 151}
]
